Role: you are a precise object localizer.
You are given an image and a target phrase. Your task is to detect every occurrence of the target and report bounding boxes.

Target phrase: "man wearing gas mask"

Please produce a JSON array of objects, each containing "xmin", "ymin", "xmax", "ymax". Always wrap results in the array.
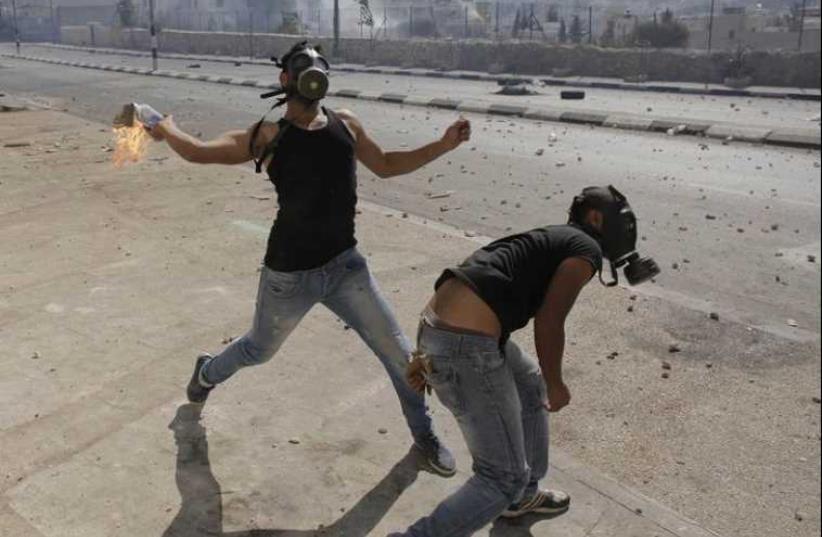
[
  {"xmin": 397, "ymin": 186, "xmax": 659, "ymax": 536},
  {"xmin": 143, "ymin": 41, "xmax": 471, "ymax": 477}
]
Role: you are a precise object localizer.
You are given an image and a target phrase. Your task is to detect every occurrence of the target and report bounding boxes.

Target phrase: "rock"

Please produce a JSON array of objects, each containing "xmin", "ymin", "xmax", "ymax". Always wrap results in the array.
[
  {"xmin": 668, "ymin": 344, "xmax": 681, "ymax": 353},
  {"xmin": 671, "ymin": 262, "xmax": 679, "ymax": 270},
  {"xmin": 770, "ymin": 223, "xmax": 779, "ymax": 231},
  {"xmin": 705, "ymin": 214, "xmax": 717, "ymax": 220},
  {"xmin": 661, "ymin": 361, "xmax": 672, "ymax": 370},
  {"xmin": 709, "ymin": 312, "xmax": 719, "ymax": 321},
  {"xmin": 535, "ymin": 148, "xmax": 544, "ymax": 156},
  {"xmin": 3, "ymin": 142, "xmax": 31, "ymax": 148},
  {"xmin": 288, "ymin": 438, "xmax": 301, "ymax": 445},
  {"xmin": 426, "ymin": 190, "xmax": 454, "ymax": 200},
  {"xmin": 378, "ymin": 428, "xmax": 388, "ymax": 434},
  {"xmin": 808, "ymin": 255, "xmax": 816, "ymax": 263},
  {"xmin": 787, "ymin": 319, "xmax": 799, "ymax": 327},
  {"xmin": 555, "ymin": 161, "xmax": 566, "ymax": 168},
  {"xmin": 187, "ymin": 63, "xmax": 201, "ymax": 68},
  {"xmin": 795, "ymin": 510, "xmax": 805, "ymax": 522},
  {"xmin": 30, "ymin": 352, "xmax": 40, "ymax": 360},
  {"xmin": 661, "ymin": 372, "xmax": 670, "ymax": 379},
  {"xmin": 811, "ymin": 396, "xmax": 821, "ymax": 404},
  {"xmin": 705, "ymin": 362, "xmax": 713, "ymax": 369},
  {"xmin": 627, "ymin": 305, "xmax": 634, "ymax": 312}
]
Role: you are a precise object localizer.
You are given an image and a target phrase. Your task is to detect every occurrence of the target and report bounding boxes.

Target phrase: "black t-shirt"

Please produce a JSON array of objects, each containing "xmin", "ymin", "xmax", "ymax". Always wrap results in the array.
[
  {"xmin": 263, "ymin": 108, "xmax": 358, "ymax": 271},
  {"xmin": 435, "ymin": 225, "xmax": 602, "ymax": 341}
]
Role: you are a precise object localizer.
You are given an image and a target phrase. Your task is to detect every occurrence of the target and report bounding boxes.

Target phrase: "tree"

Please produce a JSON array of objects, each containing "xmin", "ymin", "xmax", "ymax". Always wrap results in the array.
[
  {"xmin": 569, "ymin": 14, "xmax": 583, "ymax": 43},
  {"xmin": 558, "ymin": 18, "xmax": 567, "ymax": 43},
  {"xmin": 600, "ymin": 19, "xmax": 616, "ymax": 47},
  {"xmin": 630, "ymin": 9, "xmax": 689, "ymax": 47},
  {"xmin": 116, "ymin": 0, "xmax": 136, "ymax": 27}
]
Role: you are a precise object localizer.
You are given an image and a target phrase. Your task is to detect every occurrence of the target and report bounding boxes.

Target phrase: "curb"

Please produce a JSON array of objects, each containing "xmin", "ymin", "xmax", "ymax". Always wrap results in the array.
[
  {"xmin": 4, "ymin": 52, "xmax": 820, "ymax": 150},
  {"xmin": 19, "ymin": 42, "xmax": 822, "ymax": 102}
]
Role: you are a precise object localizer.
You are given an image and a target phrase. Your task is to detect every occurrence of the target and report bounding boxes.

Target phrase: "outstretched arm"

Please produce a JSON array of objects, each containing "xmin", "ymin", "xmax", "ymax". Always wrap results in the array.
[
  {"xmin": 151, "ymin": 116, "xmax": 258, "ymax": 165},
  {"xmin": 533, "ymin": 257, "xmax": 595, "ymax": 413},
  {"xmin": 337, "ymin": 109, "xmax": 471, "ymax": 179}
]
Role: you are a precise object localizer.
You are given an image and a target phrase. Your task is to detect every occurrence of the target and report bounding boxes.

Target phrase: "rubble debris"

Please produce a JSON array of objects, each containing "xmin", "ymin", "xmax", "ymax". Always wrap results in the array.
[{"xmin": 426, "ymin": 190, "xmax": 454, "ymax": 200}]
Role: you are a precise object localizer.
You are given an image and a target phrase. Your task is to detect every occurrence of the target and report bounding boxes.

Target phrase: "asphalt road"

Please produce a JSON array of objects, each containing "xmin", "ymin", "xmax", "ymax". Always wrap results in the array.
[
  {"xmin": 14, "ymin": 43, "xmax": 822, "ymax": 130},
  {"xmin": 1, "ymin": 52, "xmax": 820, "ymax": 537}
]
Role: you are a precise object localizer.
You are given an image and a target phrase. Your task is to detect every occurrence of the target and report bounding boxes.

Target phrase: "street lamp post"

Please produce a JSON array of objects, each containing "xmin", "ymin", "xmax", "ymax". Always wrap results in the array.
[
  {"xmin": 797, "ymin": 0, "xmax": 807, "ymax": 51},
  {"xmin": 706, "ymin": 0, "xmax": 716, "ymax": 55},
  {"xmin": 333, "ymin": 0, "xmax": 339, "ymax": 56},
  {"xmin": 148, "ymin": 0, "xmax": 158, "ymax": 70},
  {"xmin": 11, "ymin": 0, "xmax": 20, "ymax": 54}
]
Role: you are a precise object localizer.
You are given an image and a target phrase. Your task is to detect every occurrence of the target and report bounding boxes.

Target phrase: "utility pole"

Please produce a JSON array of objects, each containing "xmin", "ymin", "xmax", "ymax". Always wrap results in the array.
[
  {"xmin": 333, "ymin": 0, "xmax": 340, "ymax": 56},
  {"xmin": 797, "ymin": 0, "xmax": 807, "ymax": 51},
  {"xmin": 11, "ymin": 0, "xmax": 20, "ymax": 54},
  {"xmin": 588, "ymin": 6, "xmax": 593, "ymax": 44},
  {"xmin": 49, "ymin": 0, "xmax": 56, "ymax": 42},
  {"xmin": 706, "ymin": 0, "xmax": 716, "ymax": 55},
  {"xmin": 247, "ymin": 0, "xmax": 253, "ymax": 59},
  {"xmin": 148, "ymin": 0, "xmax": 158, "ymax": 70}
]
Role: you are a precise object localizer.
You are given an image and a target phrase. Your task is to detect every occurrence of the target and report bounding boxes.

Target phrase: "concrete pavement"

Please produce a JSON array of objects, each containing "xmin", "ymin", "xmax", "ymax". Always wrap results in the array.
[{"xmin": 0, "ymin": 107, "xmax": 730, "ymax": 537}]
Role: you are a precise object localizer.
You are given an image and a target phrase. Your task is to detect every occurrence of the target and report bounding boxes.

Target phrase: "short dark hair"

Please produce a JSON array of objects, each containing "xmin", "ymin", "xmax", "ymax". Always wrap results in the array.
[{"xmin": 277, "ymin": 41, "xmax": 323, "ymax": 70}]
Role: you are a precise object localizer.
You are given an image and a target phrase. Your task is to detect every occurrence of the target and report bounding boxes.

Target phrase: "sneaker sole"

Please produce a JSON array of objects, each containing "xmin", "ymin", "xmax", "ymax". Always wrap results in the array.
[
  {"xmin": 500, "ymin": 503, "xmax": 570, "ymax": 519},
  {"xmin": 424, "ymin": 458, "xmax": 457, "ymax": 477}
]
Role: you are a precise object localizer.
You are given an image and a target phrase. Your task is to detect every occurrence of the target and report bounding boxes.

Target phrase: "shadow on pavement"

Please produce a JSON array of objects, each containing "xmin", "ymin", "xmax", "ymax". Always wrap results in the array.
[
  {"xmin": 163, "ymin": 403, "xmax": 421, "ymax": 537},
  {"xmin": 488, "ymin": 510, "xmax": 566, "ymax": 537}
]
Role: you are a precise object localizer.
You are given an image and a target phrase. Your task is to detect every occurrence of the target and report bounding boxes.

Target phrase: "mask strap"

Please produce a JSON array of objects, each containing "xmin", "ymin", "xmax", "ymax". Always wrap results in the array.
[{"xmin": 598, "ymin": 261, "xmax": 619, "ymax": 287}]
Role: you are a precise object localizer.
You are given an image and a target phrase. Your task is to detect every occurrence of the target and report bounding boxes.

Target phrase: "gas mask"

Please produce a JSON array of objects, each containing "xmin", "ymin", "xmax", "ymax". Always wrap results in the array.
[
  {"xmin": 259, "ymin": 43, "xmax": 330, "ymax": 105},
  {"xmin": 569, "ymin": 185, "xmax": 660, "ymax": 287}
]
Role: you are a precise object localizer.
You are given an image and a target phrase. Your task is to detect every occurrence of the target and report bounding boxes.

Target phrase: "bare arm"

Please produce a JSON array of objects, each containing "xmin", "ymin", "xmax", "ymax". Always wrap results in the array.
[
  {"xmin": 152, "ymin": 117, "xmax": 260, "ymax": 165},
  {"xmin": 533, "ymin": 257, "xmax": 595, "ymax": 412},
  {"xmin": 337, "ymin": 109, "xmax": 470, "ymax": 179}
]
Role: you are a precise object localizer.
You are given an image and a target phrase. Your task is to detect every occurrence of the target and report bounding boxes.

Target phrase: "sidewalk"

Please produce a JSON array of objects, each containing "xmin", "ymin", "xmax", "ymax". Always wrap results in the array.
[
  {"xmin": 24, "ymin": 42, "xmax": 822, "ymax": 101},
  {"xmin": 3, "ymin": 45, "xmax": 820, "ymax": 149},
  {"xmin": 0, "ymin": 107, "xmax": 723, "ymax": 536}
]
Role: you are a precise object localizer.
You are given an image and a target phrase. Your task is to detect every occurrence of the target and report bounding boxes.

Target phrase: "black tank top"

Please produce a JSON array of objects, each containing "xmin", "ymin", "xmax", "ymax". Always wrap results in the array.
[
  {"xmin": 263, "ymin": 108, "xmax": 358, "ymax": 271},
  {"xmin": 435, "ymin": 225, "xmax": 602, "ymax": 342}
]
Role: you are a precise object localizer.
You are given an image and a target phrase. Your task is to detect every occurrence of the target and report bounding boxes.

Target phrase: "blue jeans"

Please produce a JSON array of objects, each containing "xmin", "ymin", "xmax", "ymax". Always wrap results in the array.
[
  {"xmin": 399, "ymin": 322, "xmax": 549, "ymax": 537},
  {"xmin": 201, "ymin": 247, "xmax": 432, "ymax": 442}
]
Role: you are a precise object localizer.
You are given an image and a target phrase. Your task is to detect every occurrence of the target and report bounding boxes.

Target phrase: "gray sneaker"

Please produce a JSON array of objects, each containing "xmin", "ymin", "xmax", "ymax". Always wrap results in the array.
[
  {"xmin": 500, "ymin": 489, "xmax": 570, "ymax": 518},
  {"xmin": 186, "ymin": 354, "xmax": 214, "ymax": 404},
  {"xmin": 415, "ymin": 432, "xmax": 456, "ymax": 477}
]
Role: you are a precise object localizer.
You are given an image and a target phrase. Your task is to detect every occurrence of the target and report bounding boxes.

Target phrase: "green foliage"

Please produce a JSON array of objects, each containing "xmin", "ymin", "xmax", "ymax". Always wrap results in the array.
[
  {"xmin": 116, "ymin": 0, "xmax": 136, "ymax": 28},
  {"xmin": 629, "ymin": 9, "xmax": 689, "ymax": 48},
  {"xmin": 569, "ymin": 15, "xmax": 583, "ymax": 43},
  {"xmin": 600, "ymin": 19, "xmax": 616, "ymax": 47}
]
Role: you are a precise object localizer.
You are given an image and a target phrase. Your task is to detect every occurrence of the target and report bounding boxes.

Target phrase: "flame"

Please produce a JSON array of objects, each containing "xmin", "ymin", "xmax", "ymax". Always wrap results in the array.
[{"xmin": 112, "ymin": 124, "xmax": 150, "ymax": 168}]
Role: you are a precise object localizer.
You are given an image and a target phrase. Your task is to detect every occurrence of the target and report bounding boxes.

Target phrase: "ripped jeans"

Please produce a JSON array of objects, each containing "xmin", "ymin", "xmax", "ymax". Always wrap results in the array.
[
  {"xmin": 398, "ymin": 322, "xmax": 550, "ymax": 537},
  {"xmin": 201, "ymin": 247, "xmax": 433, "ymax": 442}
]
